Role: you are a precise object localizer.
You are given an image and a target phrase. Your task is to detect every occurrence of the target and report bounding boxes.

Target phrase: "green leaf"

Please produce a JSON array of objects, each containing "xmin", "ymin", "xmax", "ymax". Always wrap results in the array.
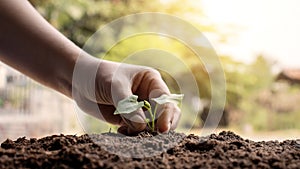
[
  {"xmin": 151, "ymin": 94, "xmax": 184, "ymax": 105},
  {"xmin": 143, "ymin": 100, "xmax": 151, "ymax": 110},
  {"xmin": 113, "ymin": 95, "xmax": 144, "ymax": 115}
]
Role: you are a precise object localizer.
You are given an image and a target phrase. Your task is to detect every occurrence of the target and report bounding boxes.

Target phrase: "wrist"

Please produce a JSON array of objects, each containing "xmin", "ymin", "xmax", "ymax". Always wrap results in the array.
[
  {"xmin": 71, "ymin": 52, "xmax": 102, "ymax": 101},
  {"xmin": 50, "ymin": 45, "xmax": 80, "ymax": 98}
]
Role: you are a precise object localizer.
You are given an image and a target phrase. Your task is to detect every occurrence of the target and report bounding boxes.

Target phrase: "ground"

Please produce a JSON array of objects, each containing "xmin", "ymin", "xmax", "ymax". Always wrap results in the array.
[{"xmin": 0, "ymin": 131, "xmax": 300, "ymax": 168}]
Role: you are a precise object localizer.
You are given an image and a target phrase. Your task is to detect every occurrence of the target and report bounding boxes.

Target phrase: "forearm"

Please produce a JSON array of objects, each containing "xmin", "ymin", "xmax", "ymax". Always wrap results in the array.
[{"xmin": 0, "ymin": 0, "xmax": 80, "ymax": 97}]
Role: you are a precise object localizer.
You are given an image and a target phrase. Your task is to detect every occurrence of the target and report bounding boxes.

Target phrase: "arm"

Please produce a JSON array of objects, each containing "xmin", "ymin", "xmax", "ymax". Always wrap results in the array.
[
  {"xmin": 0, "ymin": 0, "xmax": 77, "ymax": 97},
  {"xmin": 0, "ymin": 0, "xmax": 181, "ymax": 134}
]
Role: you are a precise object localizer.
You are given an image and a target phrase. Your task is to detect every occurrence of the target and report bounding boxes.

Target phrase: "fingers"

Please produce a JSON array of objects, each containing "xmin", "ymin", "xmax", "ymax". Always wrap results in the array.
[
  {"xmin": 75, "ymin": 95, "xmax": 125, "ymax": 126},
  {"xmin": 75, "ymin": 61, "xmax": 182, "ymax": 135},
  {"xmin": 143, "ymin": 70, "xmax": 181, "ymax": 132},
  {"xmin": 76, "ymin": 95, "xmax": 146, "ymax": 135},
  {"xmin": 132, "ymin": 69, "xmax": 182, "ymax": 132},
  {"xmin": 118, "ymin": 103, "xmax": 181, "ymax": 135},
  {"xmin": 170, "ymin": 105, "xmax": 181, "ymax": 130},
  {"xmin": 117, "ymin": 125, "xmax": 143, "ymax": 136},
  {"xmin": 117, "ymin": 126, "xmax": 128, "ymax": 135},
  {"xmin": 132, "ymin": 69, "xmax": 170, "ymax": 100},
  {"xmin": 112, "ymin": 83, "xmax": 147, "ymax": 134},
  {"xmin": 155, "ymin": 103, "xmax": 181, "ymax": 133},
  {"xmin": 121, "ymin": 110, "xmax": 147, "ymax": 135},
  {"xmin": 98, "ymin": 104, "xmax": 147, "ymax": 135},
  {"xmin": 97, "ymin": 104, "xmax": 125, "ymax": 126}
]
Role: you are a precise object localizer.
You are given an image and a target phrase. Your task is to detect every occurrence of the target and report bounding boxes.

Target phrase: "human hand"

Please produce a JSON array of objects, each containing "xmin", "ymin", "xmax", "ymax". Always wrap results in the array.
[
  {"xmin": 72, "ymin": 55, "xmax": 181, "ymax": 135},
  {"xmin": 0, "ymin": 0, "xmax": 177, "ymax": 135}
]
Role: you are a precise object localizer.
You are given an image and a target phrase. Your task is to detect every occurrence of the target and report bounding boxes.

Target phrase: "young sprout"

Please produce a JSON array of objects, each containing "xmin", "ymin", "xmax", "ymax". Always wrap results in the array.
[{"xmin": 114, "ymin": 94, "xmax": 184, "ymax": 132}]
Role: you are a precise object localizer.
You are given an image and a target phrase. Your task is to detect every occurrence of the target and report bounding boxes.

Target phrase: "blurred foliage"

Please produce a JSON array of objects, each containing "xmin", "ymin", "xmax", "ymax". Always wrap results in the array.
[
  {"xmin": 0, "ymin": 98, "xmax": 3, "ymax": 107},
  {"xmin": 222, "ymin": 55, "xmax": 273, "ymax": 109},
  {"xmin": 29, "ymin": 0, "xmax": 212, "ymax": 47},
  {"xmin": 29, "ymin": 0, "xmax": 300, "ymax": 132},
  {"xmin": 224, "ymin": 56, "xmax": 300, "ymax": 131}
]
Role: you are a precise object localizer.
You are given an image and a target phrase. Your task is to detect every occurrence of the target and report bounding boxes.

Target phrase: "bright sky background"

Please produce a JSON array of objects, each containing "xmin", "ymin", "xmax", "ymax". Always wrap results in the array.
[{"xmin": 200, "ymin": 0, "xmax": 300, "ymax": 69}]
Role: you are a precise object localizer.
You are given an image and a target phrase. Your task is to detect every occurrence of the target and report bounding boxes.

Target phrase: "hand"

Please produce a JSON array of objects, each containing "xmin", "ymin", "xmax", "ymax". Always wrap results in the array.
[
  {"xmin": 72, "ymin": 55, "xmax": 181, "ymax": 135},
  {"xmin": 0, "ymin": 0, "xmax": 181, "ymax": 135}
]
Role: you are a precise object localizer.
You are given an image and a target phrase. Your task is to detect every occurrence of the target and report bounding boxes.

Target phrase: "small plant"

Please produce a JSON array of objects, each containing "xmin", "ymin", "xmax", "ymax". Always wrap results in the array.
[{"xmin": 114, "ymin": 94, "xmax": 184, "ymax": 132}]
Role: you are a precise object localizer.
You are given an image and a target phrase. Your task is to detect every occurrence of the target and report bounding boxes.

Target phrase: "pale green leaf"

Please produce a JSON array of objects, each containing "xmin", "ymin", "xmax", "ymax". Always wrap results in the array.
[
  {"xmin": 151, "ymin": 94, "xmax": 184, "ymax": 105},
  {"xmin": 113, "ymin": 95, "xmax": 144, "ymax": 115}
]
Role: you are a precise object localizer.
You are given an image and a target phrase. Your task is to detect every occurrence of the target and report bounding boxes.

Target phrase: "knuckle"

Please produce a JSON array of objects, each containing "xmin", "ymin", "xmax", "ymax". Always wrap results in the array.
[
  {"xmin": 143, "ymin": 68, "xmax": 161, "ymax": 79},
  {"xmin": 156, "ymin": 103, "xmax": 174, "ymax": 117},
  {"xmin": 133, "ymin": 122, "xmax": 147, "ymax": 131},
  {"xmin": 162, "ymin": 103, "xmax": 174, "ymax": 111}
]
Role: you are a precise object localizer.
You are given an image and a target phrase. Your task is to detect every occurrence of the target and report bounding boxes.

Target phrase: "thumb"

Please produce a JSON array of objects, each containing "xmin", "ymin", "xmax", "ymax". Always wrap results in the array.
[{"xmin": 112, "ymin": 82, "xmax": 147, "ymax": 134}]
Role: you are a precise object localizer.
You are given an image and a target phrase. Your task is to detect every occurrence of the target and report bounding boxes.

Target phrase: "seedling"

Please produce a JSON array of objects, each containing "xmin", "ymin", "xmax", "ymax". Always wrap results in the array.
[{"xmin": 114, "ymin": 94, "xmax": 184, "ymax": 132}]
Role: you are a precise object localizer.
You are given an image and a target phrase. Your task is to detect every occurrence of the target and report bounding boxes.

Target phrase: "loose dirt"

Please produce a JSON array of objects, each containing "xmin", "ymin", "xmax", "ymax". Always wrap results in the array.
[{"xmin": 1, "ymin": 131, "xmax": 299, "ymax": 168}]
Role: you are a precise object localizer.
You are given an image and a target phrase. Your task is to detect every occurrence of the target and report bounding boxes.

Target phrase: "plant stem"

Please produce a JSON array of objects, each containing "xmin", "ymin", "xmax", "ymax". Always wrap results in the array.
[
  {"xmin": 143, "ymin": 103, "xmax": 154, "ymax": 132},
  {"xmin": 143, "ymin": 101, "xmax": 159, "ymax": 132},
  {"xmin": 146, "ymin": 120, "xmax": 152, "ymax": 129},
  {"xmin": 152, "ymin": 104, "xmax": 158, "ymax": 132},
  {"xmin": 148, "ymin": 108, "xmax": 155, "ymax": 132}
]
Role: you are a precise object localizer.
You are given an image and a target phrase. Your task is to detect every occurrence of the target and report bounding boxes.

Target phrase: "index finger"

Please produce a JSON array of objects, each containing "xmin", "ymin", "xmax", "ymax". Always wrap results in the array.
[
  {"xmin": 155, "ymin": 103, "xmax": 181, "ymax": 133},
  {"xmin": 142, "ymin": 69, "xmax": 181, "ymax": 132},
  {"xmin": 132, "ymin": 69, "xmax": 170, "ymax": 100}
]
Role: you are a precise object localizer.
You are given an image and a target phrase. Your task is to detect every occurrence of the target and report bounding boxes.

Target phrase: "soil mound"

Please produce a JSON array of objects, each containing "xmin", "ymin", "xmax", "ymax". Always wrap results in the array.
[{"xmin": 1, "ymin": 131, "xmax": 299, "ymax": 168}]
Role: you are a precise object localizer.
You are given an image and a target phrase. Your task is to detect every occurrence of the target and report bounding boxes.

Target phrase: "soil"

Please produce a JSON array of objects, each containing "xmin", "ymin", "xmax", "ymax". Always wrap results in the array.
[{"xmin": 1, "ymin": 131, "xmax": 300, "ymax": 169}]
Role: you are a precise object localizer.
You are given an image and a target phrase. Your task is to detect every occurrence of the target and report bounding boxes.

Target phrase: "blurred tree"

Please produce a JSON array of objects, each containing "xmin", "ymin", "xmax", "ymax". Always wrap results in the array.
[
  {"xmin": 249, "ymin": 55, "xmax": 273, "ymax": 89},
  {"xmin": 31, "ymin": 0, "xmax": 271, "ymax": 130},
  {"xmin": 221, "ymin": 55, "xmax": 277, "ymax": 129},
  {"xmin": 29, "ymin": 0, "xmax": 212, "ymax": 47},
  {"xmin": 29, "ymin": 0, "xmax": 162, "ymax": 47}
]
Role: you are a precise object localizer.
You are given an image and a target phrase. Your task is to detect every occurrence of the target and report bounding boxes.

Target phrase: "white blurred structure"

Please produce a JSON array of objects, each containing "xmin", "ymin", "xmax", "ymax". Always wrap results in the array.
[
  {"xmin": 0, "ymin": 65, "xmax": 7, "ymax": 88},
  {"xmin": 0, "ymin": 62, "xmax": 82, "ymax": 142}
]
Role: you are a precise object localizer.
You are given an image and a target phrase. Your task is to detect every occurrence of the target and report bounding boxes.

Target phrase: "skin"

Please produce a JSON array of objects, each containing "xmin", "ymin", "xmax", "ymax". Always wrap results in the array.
[{"xmin": 0, "ymin": 0, "xmax": 181, "ymax": 135}]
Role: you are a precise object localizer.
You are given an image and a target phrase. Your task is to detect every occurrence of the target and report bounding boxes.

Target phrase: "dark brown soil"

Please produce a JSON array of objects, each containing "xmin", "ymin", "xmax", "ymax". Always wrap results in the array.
[{"xmin": 1, "ymin": 131, "xmax": 300, "ymax": 169}]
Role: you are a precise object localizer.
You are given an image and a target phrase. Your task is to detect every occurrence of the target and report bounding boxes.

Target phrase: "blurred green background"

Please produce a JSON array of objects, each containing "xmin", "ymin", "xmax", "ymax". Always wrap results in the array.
[{"xmin": 2, "ymin": 0, "xmax": 299, "ymax": 140}]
